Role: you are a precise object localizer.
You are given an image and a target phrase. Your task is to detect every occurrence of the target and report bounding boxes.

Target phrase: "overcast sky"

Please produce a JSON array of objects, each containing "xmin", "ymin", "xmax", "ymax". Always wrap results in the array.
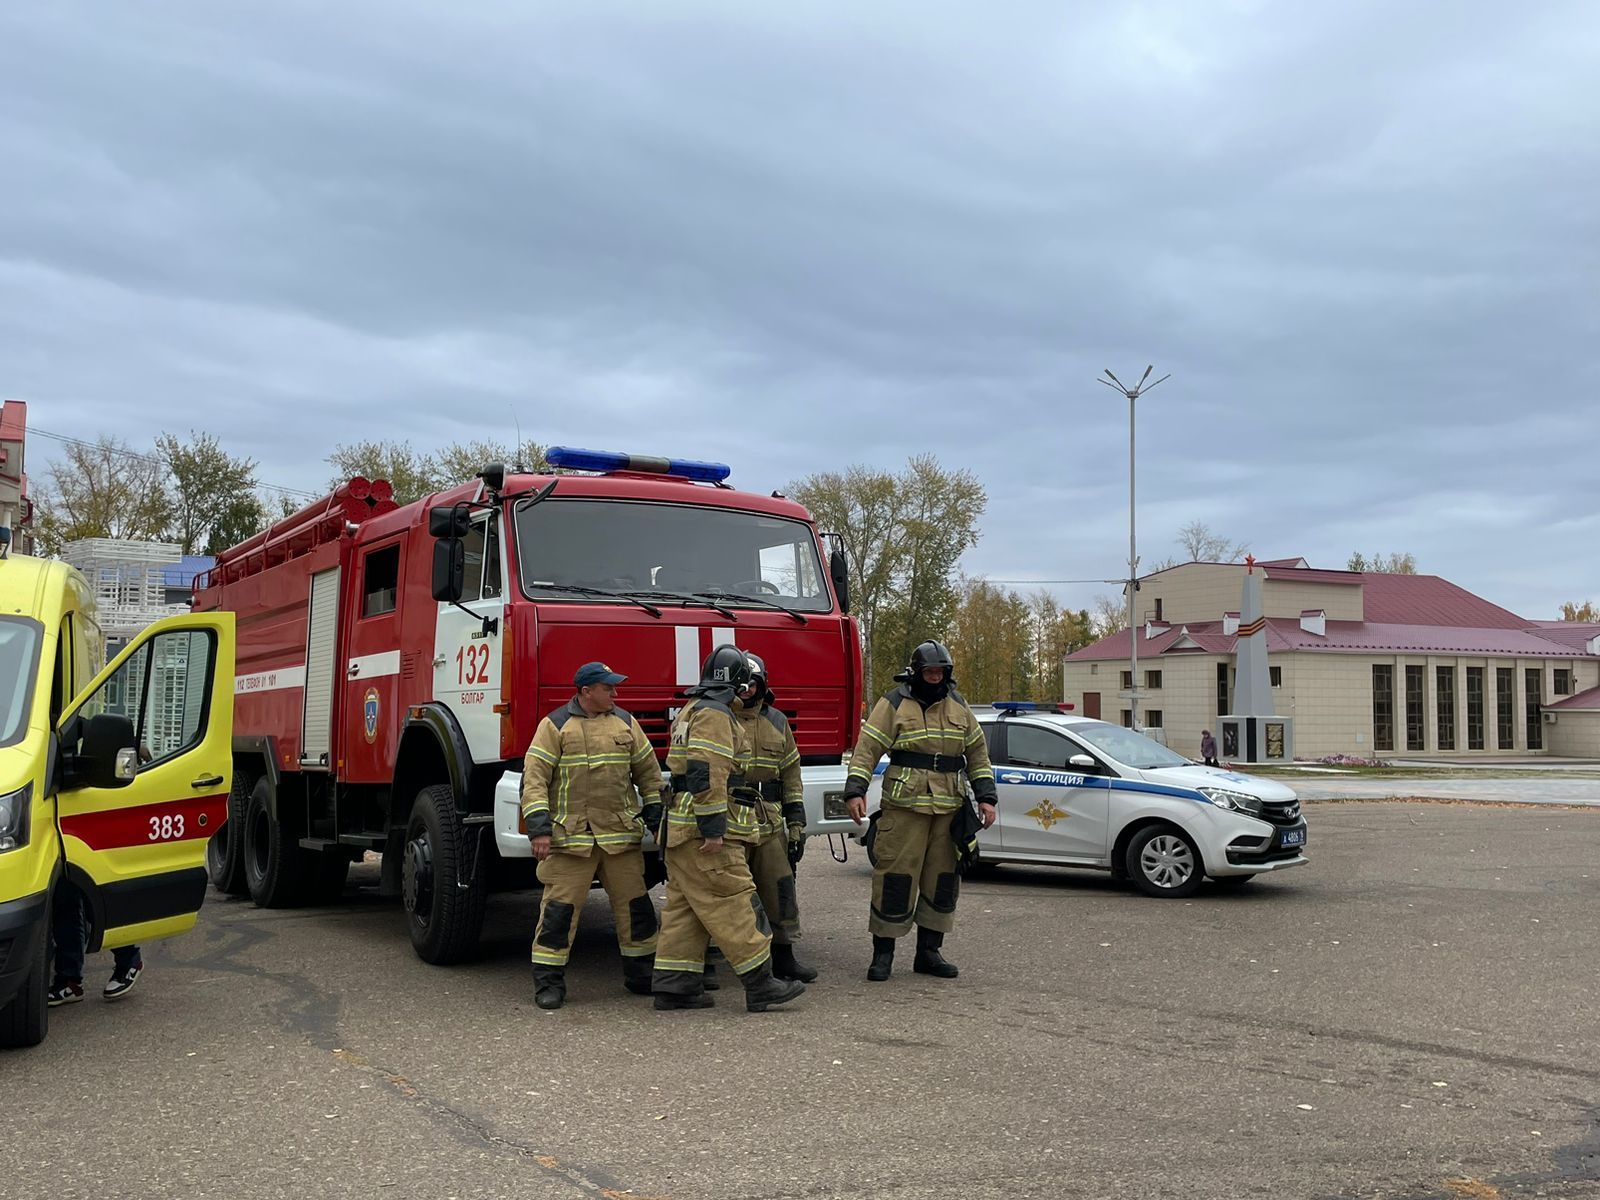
[{"xmin": 4, "ymin": 2, "xmax": 1596, "ymax": 618}]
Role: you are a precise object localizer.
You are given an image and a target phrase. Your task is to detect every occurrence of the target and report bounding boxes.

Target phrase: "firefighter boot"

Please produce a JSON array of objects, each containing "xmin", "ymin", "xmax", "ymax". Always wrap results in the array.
[
  {"xmin": 866, "ymin": 936, "xmax": 895, "ymax": 982},
  {"xmin": 913, "ymin": 927, "xmax": 959, "ymax": 978},
  {"xmin": 654, "ymin": 989, "xmax": 715, "ymax": 1011},
  {"xmin": 533, "ymin": 966, "xmax": 567, "ymax": 1010},
  {"xmin": 772, "ymin": 942, "xmax": 818, "ymax": 983},
  {"xmin": 702, "ymin": 962, "xmax": 721, "ymax": 991},
  {"xmin": 740, "ymin": 963, "xmax": 806, "ymax": 1013},
  {"xmin": 622, "ymin": 956, "xmax": 654, "ymax": 996}
]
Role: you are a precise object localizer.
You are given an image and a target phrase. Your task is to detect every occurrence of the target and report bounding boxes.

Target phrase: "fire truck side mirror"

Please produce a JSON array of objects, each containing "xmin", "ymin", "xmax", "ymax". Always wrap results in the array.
[
  {"xmin": 432, "ymin": 538, "xmax": 466, "ymax": 603},
  {"xmin": 429, "ymin": 504, "xmax": 472, "ymax": 538},
  {"xmin": 829, "ymin": 549, "xmax": 850, "ymax": 614}
]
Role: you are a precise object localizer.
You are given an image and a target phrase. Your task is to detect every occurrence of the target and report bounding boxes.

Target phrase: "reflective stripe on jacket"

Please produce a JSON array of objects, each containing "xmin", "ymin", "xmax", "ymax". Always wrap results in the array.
[
  {"xmin": 846, "ymin": 686, "xmax": 996, "ymax": 812},
  {"xmin": 521, "ymin": 698, "xmax": 663, "ymax": 854}
]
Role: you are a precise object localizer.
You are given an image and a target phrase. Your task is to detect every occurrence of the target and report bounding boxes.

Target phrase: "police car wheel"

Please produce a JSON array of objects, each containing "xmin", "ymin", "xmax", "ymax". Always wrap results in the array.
[{"xmin": 1126, "ymin": 824, "xmax": 1204, "ymax": 899}]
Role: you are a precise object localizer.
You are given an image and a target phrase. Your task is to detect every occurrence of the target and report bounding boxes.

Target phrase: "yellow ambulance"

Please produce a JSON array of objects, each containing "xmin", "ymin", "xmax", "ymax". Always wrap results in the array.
[{"xmin": 0, "ymin": 550, "xmax": 235, "ymax": 1048}]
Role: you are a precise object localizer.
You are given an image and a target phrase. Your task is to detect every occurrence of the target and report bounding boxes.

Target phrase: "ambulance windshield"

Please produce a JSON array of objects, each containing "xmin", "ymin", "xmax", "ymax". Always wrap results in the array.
[
  {"xmin": 515, "ymin": 499, "xmax": 832, "ymax": 613},
  {"xmin": 0, "ymin": 618, "xmax": 43, "ymax": 748}
]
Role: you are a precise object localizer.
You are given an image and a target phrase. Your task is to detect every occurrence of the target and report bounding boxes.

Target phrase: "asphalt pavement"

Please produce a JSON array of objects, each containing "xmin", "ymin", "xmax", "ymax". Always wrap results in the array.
[{"xmin": 10, "ymin": 802, "xmax": 1600, "ymax": 1200}]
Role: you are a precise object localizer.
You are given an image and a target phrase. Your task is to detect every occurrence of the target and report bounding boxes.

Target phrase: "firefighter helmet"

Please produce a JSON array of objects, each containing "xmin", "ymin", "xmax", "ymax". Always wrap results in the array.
[
  {"xmin": 700, "ymin": 645, "xmax": 753, "ymax": 691},
  {"xmin": 900, "ymin": 640, "xmax": 955, "ymax": 683},
  {"xmin": 744, "ymin": 652, "xmax": 768, "ymax": 692}
]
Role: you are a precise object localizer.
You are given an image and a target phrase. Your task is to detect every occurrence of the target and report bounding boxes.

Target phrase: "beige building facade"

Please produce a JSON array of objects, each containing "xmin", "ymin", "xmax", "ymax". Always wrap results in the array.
[{"xmin": 1064, "ymin": 559, "xmax": 1600, "ymax": 761}]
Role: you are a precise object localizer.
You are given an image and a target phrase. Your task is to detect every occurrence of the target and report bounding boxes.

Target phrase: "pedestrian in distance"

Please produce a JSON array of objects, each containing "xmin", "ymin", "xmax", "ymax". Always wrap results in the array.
[
  {"xmin": 1201, "ymin": 729, "xmax": 1220, "ymax": 768},
  {"xmin": 521, "ymin": 662, "xmax": 666, "ymax": 1010},
  {"xmin": 842, "ymin": 640, "xmax": 997, "ymax": 983}
]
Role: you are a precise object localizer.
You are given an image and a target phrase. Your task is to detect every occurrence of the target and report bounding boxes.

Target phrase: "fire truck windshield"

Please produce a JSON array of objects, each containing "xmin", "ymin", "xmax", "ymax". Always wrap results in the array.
[
  {"xmin": 0, "ymin": 617, "xmax": 43, "ymax": 748},
  {"xmin": 515, "ymin": 499, "xmax": 832, "ymax": 613}
]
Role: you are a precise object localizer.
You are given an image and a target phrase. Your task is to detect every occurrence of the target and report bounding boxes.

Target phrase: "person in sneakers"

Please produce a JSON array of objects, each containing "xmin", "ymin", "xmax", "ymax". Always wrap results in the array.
[
  {"xmin": 521, "ymin": 661, "xmax": 666, "ymax": 1010},
  {"xmin": 47, "ymin": 881, "xmax": 142, "ymax": 1006}
]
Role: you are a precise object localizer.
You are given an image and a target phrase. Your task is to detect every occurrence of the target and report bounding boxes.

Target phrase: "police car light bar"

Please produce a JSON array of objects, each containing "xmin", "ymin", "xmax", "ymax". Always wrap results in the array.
[
  {"xmin": 545, "ymin": 446, "xmax": 732, "ymax": 484},
  {"xmin": 992, "ymin": 701, "xmax": 1075, "ymax": 713}
]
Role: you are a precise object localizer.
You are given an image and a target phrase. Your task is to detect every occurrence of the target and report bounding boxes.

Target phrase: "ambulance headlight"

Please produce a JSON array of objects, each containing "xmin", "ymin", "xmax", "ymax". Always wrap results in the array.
[
  {"xmin": 1198, "ymin": 786, "xmax": 1263, "ymax": 817},
  {"xmin": 0, "ymin": 783, "xmax": 31, "ymax": 852}
]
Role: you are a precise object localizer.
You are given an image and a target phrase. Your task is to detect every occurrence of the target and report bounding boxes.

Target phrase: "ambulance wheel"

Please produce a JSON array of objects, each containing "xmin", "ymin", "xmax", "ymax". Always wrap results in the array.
[
  {"xmin": 403, "ymin": 784, "xmax": 487, "ymax": 964},
  {"xmin": 206, "ymin": 770, "xmax": 251, "ymax": 896},
  {"xmin": 244, "ymin": 776, "xmax": 305, "ymax": 908},
  {"xmin": 1126, "ymin": 824, "xmax": 1204, "ymax": 899},
  {"xmin": 0, "ymin": 913, "xmax": 48, "ymax": 1048}
]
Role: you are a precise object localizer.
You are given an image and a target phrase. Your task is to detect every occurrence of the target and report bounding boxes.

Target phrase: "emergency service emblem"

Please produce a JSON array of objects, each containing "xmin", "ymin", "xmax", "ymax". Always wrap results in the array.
[
  {"xmin": 1026, "ymin": 798, "xmax": 1067, "ymax": 830},
  {"xmin": 363, "ymin": 687, "xmax": 381, "ymax": 743}
]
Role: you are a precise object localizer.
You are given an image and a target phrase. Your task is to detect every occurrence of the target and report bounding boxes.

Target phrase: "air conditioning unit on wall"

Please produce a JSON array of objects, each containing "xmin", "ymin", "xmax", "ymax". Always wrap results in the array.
[{"xmin": 1542, "ymin": 711, "xmax": 1558, "ymax": 724}]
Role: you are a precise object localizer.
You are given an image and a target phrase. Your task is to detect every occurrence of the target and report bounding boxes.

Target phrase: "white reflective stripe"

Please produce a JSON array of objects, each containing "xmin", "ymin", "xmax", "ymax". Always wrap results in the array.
[
  {"xmin": 675, "ymin": 626, "xmax": 699, "ymax": 686},
  {"xmin": 235, "ymin": 665, "xmax": 307, "ymax": 694},
  {"xmin": 711, "ymin": 627, "xmax": 736, "ymax": 648},
  {"xmin": 349, "ymin": 650, "xmax": 401, "ymax": 680}
]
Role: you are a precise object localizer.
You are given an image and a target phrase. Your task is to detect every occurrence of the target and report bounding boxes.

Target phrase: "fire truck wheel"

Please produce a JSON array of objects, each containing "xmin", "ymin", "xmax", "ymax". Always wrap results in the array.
[
  {"xmin": 206, "ymin": 770, "xmax": 251, "ymax": 896},
  {"xmin": 403, "ymin": 784, "xmax": 487, "ymax": 964},
  {"xmin": 244, "ymin": 776, "xmax": 306, "ymax": 908}
]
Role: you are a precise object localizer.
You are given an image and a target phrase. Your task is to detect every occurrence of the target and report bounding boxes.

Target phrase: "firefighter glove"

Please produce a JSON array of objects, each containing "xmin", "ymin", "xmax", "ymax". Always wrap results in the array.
[
  {"xmin": 641, "ymin": 802, "xmax": 665, "ymax": 843},
  {"xmin": 787, "ymin": 828, "xmax": 806, "ymax": 866}
]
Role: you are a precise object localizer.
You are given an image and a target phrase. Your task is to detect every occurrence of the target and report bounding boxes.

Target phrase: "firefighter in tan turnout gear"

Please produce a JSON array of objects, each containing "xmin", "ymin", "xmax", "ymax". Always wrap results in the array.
[
  {"xmin": 733, "ymin": 654, "xmax": 817, "ymax": 983},
  {"xmin": 843, "ymin": 640, "xmax": 997, "ymax": 982},
  {"xmin": 521, "ymin": 662, "xmax": 667, "ymax": 1010},
  {"xmin": 650, "ymin": 646, "xmax": 807, "ymax": 1013}
]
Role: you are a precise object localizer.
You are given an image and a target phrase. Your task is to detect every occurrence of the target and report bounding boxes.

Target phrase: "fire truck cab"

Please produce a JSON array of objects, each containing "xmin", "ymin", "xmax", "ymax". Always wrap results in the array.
[
  {"xmin": 0, "ymin": 549, "xmax": 235, "ymax": 1048},
  {"xmin": 195, "ymin": 448, "xmax": 862, "ymax": 965}
]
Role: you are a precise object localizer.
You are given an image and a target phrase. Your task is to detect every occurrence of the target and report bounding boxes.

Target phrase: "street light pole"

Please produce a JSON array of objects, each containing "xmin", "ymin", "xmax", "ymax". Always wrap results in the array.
[{"xmin": 1100, "ymin": 366, "xmax": 1170, "ymax": 730}]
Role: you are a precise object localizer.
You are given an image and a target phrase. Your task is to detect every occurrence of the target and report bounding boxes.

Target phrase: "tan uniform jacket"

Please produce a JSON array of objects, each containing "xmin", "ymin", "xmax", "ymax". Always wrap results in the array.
[
  {"xmin": 845, "ymin": 686, "xmax": 996, "ymax": 813},
  {"xmin": 521, "ymin": 699, "xmax": 664, "ymax": 854},
  {"xmin": 735, "ymin": 697, "xmax": 804, "ymax": 837},
  {"xmin": 665, "ymin": 697, "xmax": 761, "ymax": 846}
]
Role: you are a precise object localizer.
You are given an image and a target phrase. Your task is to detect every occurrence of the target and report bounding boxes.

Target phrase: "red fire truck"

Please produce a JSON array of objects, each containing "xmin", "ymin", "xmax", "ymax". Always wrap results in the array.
[{"xmin": 192, "ymin": 447, "xmax": 862, "ymax": 964}]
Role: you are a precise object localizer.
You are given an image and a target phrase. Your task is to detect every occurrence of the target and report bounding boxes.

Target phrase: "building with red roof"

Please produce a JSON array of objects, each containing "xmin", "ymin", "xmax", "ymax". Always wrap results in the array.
[
  {"xmin": 1063, "ymin": 560, "xmax": 1600, "ymax": 759},
  {"xmin": 0, "ymin": 400, "xmax": 30, "ymax": 556}
]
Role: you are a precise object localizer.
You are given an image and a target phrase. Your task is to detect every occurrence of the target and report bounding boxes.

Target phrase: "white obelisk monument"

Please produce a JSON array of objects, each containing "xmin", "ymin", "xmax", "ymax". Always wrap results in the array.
[{"xmin": 1219, "ymin": 556, "xmax": 1293, "ymax": 763}]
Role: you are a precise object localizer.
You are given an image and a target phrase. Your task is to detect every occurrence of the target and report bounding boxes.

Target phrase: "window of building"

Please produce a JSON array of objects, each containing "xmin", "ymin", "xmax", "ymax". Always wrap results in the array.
[
  {"xmin": 1089, "ymin": 663, "xmax": 1098, "ymax": 675},
  {"xmin": 1555, "ymin": 668, "xmax": 1573, "ymax": 696},
  {"xmin": 1466, "ymin": 667, "xmax": 1485, "ymax": 750},
  {"xmin": 1143, "ymin": 709, "xmax": 1163, "ymax": 728},
  {"xmin": 1435, "ymin": 666, "xmax": 1455, "ymax": 751},
  {"xmin": 1121, "ymin": 671, "xmax": 1132, "ymax": 690},
  {"xmin": 1120, "ymin": 709, "xmax": 1132, "ymax": 728},
  {"xmin": 1154, "ymin": 598, "xmax": 1163, "ymax": 621},
  {"xmin": 1496, "ymin": 667, "xmax": 1515, "ymax": 750},
  {"xmin": 1526, "ymin": 667, "xmax": 1543, "ymax": 751},
  {"xmin": 1217, "ymin": 662, "xmax": 1230, "ymax": 717},
  {"xmin": 1372, "ymin": 665, "xmax": 1394, "ymax": 752},
  {"xmin": 1145, "ymin": 670, "xmax": 1162, "ymax": 690},
  {"xmin": 1405, "ymin": 665, "xmax": 1425, "ymax": 751},
  {"xmin": 1270, "ymin": 666, "xmax": 1282, "ymax": 688},
  {"xmin": 363, "ymin": 545, "xmax": 401, "ymax": 618}
]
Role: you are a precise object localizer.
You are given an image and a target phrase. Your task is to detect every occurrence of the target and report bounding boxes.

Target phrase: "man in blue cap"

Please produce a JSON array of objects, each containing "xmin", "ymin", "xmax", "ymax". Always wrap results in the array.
[{"xmin": 521, "ymin": 661, "xmax": 667, "ymax": 1010}]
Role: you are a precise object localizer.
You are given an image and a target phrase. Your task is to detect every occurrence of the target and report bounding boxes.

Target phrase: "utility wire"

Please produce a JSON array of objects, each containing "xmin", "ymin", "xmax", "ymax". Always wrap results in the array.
[{"xmin": 26, "ymin": 426, "xmax": 321, "ymax": 500}]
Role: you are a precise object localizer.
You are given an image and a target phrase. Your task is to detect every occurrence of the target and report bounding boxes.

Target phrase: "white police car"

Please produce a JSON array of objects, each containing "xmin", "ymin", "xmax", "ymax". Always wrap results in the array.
[{"xmin": 964, "ymin": 702, "xmax": 1308, "ymax": 897}]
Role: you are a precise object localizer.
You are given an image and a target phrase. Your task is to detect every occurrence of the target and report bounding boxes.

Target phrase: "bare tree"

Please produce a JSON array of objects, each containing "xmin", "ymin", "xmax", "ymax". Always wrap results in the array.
[
  {"xmin": 1177, "ymin": 520, "xmax": 1248, "ymax": 563},
  {"xmin": 31, "ymin": 435, "xmax": 174, "ymax": 555}
]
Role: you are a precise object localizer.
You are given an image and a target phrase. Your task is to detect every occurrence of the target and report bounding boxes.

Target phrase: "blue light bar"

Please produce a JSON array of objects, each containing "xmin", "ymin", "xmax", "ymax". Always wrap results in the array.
[
  {"xmin": 546, "ymin": 446, "xmax": 732, "ymax": 484},
  {"xmin": 992, "ymin": 701, "xmax": 1075, "ymax": 713}
]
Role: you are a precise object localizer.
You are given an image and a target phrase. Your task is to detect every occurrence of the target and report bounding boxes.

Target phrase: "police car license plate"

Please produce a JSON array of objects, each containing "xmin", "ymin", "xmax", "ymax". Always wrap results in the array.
[{"xmin": 1280, "ymin": 828, "xmax": 1305, "ymax": 848}]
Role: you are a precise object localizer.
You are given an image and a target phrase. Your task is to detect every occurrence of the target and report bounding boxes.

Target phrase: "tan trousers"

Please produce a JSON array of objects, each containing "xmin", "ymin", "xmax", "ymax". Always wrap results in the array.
[
  {"xmin": 531, "ymin": 846, "xmax": 657, "ymax": 967},
  {"xmin": 869, "ymin": 807, "xmax": 959, "ymax": 938},
  {"xmin": 746, "ymin": 829, "xmax": 801, "ymax": 945},
  {"xmin": 652, "ymin": 842, "xmax": 771, "ymax": 994}
]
